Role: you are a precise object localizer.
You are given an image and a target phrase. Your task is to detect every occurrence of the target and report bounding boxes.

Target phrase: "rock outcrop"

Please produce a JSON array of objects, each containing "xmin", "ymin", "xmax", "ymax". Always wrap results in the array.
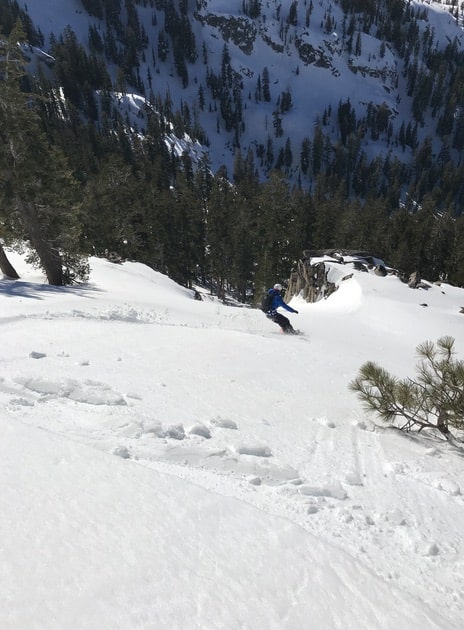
[{"xmin": 285, "ymin": 249, "xmax": 401, "ymax": 303}]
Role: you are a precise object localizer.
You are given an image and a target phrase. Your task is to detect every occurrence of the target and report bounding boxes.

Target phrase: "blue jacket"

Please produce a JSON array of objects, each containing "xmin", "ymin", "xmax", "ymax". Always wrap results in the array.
[{"xmin": 267, "ymin": 288, "xmax": 297, "ymax": 315}]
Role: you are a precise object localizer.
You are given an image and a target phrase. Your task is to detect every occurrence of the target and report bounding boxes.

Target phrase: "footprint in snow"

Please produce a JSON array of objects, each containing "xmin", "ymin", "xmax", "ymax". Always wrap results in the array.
[
  {"xmin": 344, "ymin": 471, "xmax": 364, "ymax": 486},
  {"xmin": 431, "ymin": 477, "xmax": 461, "ymax": 496},
  {"xmin": 317, "ymin": 417, "xmax": 337, "ymax": 429},
  {"xmin": 234, "ymin": 444, "xmax": 272, "ymax": 457},
  {"xmin": 298, "ymin": 481, "xmax": 347, "ymax": 500},
  {"xmin": 188, "ymin": 423, "xmax": 212, "ymax": 439},
  {"xmin": 14, "ymin": 376, "xmax": 127, "ymax": 406},
  {"xmin": 113, "ymin": 446, "xmax": 131, "ymax": 459},
  {"xmin": 143, "ymin": 422, "xmax": 186, "ymax": 440},
  {"xmin": 210, "ymin": 417, "xmax": 238, "ymax": 430}
]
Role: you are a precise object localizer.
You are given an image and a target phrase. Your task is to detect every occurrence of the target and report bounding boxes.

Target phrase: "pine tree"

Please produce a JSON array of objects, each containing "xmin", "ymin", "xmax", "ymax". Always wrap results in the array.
[
  {"xmin": 287, "ymin": 1, "xmax": 298, "ymax": 26},
  {"xmin": 350, "ymin": 337, "xmax": 464, "ymax": 441},
  {"xmin": 82, "ymin": 154, "xmax": 142, "ymax": 258},
  {"xmin": 206, "ymin": 174, "xmax": 237, "ymax": 300},
  {"xmin": 262, "ymin": 66, "xmax": 271, "ymax": 102},
  {"xmin": 0, "ymin": 21, "xmax": 88, "ymax": 285},
  {"xmin": 253, "ymin": 171, "xmax": 302, "ymax": 292},
  {"xmin": 300, "ymin": 137, "xmax": 311, "ymax": 175}
]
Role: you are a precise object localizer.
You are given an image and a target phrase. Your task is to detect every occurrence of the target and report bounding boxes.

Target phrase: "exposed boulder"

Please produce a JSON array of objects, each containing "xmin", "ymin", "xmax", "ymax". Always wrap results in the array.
[
  {"xmin": 286, "ymin": 259, "xmax": 338, "ymax": 303},
  {"xmin": 196, "ymin": 13, "xmax": 256, "ymax": 54},
  {"xmin": 286, "ymin": 250, "xmax": 396, "ymax": 303},
  {"xmin": 353, "ymin": 261, "xmax": 368, "ymax": 272},
  {"xmin": 408, "ymin": 271, "xmax": 421, "ymax": 288},
  {"xmin": 285, "ymin": 250, "xmax": 432, "ymax": 304},
  {"xmin": 374, "ymin": 264, "xmax": 388, "ymax": 277}
]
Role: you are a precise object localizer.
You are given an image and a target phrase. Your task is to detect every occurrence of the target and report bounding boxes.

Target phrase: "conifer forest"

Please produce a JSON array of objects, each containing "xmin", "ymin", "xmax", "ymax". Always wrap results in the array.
[{"xmin": 1, "ymin": 0, "xmax": 464, "ymax": 294}]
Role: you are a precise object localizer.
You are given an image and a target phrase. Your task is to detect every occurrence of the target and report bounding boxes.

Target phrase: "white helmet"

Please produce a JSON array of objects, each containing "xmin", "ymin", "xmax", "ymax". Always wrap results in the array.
[{"xmin": 273, "ymin": 283, "xmax": 283, "ymax": 291}]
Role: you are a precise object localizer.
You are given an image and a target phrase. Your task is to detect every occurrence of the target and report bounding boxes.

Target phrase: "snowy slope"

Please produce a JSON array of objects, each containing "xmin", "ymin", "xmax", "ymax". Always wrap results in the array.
[
  {"xmin": 18, "ymin": 0, "xmax": 464, "ymax": 178},
  {"xmin": 1, "ymin": 251, "xmax": 463, "ymax": 629}
]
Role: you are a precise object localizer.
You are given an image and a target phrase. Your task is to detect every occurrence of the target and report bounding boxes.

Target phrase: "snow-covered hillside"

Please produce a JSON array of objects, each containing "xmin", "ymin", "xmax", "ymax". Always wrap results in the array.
[
  {"xmin": 1, "ymin": 251, "xmax": 463, "ymax": 629},
  {"xmin": 19, "ymin": 0, "xmax": 464, "ymax": 179}
]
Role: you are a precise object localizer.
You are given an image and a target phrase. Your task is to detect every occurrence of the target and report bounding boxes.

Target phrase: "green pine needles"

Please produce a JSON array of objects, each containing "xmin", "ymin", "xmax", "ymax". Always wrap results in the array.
[{"xmin": 350, "ymin": 336, "xmax": 464, "ymax": 441}]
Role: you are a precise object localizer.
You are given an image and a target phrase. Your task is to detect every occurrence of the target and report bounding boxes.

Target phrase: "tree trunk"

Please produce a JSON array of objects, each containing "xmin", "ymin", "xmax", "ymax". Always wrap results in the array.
[
  {"xmin": 0, "ymin": 244, "xmax": 20, "ymax": 279},
  {"xmin": 17, "ymin": 199, "xmax": 64, "ymax": 286},
  {"xmin": 437, "ymin": 409, "xmax": 450, "ymax": 435}
]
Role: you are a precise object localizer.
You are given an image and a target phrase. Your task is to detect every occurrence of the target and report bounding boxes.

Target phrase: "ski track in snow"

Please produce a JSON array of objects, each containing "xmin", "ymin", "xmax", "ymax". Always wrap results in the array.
[{"xmin": 2, "ymin": 304, "xmax": 464, "ymax": 623}]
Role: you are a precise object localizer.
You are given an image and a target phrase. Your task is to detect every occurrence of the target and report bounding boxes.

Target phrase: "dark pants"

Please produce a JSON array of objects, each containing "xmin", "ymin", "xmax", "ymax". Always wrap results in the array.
[{"xmin": 268, "ymin": 312, "xmax": 294, "ymax": 333}]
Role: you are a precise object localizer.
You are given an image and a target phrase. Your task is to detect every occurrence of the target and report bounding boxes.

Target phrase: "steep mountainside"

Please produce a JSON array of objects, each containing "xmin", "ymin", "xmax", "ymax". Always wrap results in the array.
[{"xmin": 17, "ymin": 0, "xmax": 464, "ymax": 188}]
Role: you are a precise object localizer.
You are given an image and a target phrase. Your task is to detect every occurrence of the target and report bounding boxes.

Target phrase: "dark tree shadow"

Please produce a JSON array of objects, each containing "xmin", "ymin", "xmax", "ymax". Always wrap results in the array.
[{"xmin": 0, "ymin": 278, "xmax": 103, "ymax": 301}]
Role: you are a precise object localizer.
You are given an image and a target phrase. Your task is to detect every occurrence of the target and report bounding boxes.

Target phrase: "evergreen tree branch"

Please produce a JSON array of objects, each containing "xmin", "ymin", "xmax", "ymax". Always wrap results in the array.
[{"xmin": 349, "ymin": 337, "xmax": 464, "ymax": 441}]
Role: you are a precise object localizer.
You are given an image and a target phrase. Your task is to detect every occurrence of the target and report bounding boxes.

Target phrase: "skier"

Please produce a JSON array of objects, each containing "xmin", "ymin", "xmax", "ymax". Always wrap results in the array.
[{"xmin": 263, "ymin": 283, "xmax": 299, "ymax": 334}]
